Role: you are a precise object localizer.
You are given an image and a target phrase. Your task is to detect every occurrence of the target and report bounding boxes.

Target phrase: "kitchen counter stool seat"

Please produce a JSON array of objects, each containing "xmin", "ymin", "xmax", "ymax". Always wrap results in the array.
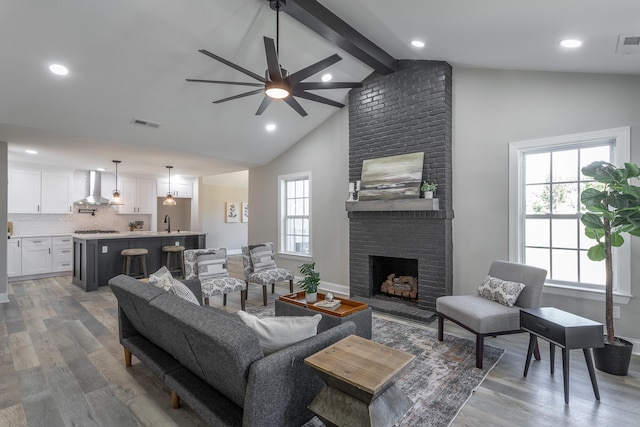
[
  {"xmin": 121, "ymin": 248, "xmax": 149, "ymax": 279},
  {"xmin": 162, "ymin": 245, "xmax": 186, "ymax": 278}
]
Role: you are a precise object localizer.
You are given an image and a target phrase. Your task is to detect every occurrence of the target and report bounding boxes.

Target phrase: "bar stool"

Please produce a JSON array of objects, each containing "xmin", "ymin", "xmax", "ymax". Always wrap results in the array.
[
  {"xmin": 162, "ymin": 245, "xmax": 186, "ymax": 278},
  {"xmin": 121, "ymin": 248, "xmax": 149, "ymax": 278}
]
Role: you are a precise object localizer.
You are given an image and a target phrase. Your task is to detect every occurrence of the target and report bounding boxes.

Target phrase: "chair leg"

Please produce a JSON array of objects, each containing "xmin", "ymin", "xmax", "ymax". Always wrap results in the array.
[
  {"xmin": 240, "ymin": 290, "xmax": 246, "ymax": 311},
  {"xmin": 476, "ymin": 334, "xmax": 485, "ymax": 369},
  {"xmin": 271, "ymin": 283, "xmax": 275, "ymax": 294},
  {"xmin": 262, "ymin": 285, "xmax": 267, "ymax": 306},
  {"xmin": 179, "ymin": 251, "xmax": 185, "ymax": 278},
  {"xmin": 204, "ymin": 297, "xmax": 209, "ymax": 306},
  {"xmin": 289, "ymin": 279, "xmax": 293, "ymax": 293},
  {"xmin": 140, "ymin": 255, "xmax": 148, "ymax": 278},
  {"xmin": 534, "ymin": 339, "xmax": 541, "ymax": 361},
  {"xmin": 124, "ymin": 348, "xmax": 132, "ymax": 367},
  {"xmin": 245, "ymin": 282, "xmax": 249, "ymax": 299},
  {"xmin": 172, "ymin": 391, "xmax": 180, "ymax": 409},
  {"xmin": 437, "ymin": 314, "xmax": 444, "ymax": 341},
  {"xmin": 223, "ymin": 294, "xmax": 227, "ymax": 306}
]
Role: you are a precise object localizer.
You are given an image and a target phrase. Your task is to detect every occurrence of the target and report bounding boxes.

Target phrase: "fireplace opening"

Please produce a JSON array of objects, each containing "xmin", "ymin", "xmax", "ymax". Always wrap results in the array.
[{"xmin": 370, "ymin": 256, "xmax": 418, "ymax": 302}]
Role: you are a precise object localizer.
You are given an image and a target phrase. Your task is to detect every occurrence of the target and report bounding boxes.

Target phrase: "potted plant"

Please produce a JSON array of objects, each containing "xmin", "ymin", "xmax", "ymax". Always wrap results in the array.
[
  {"xmin": 421, "ymin": 181, "xmax": 438, "ymax": 199},
  {"xmin": 580, "ymin": 161, "xmax": 640, "ymax": 375},
  {"xmin": 128, "ymin": 222, "xmax": 137, "ymax": 232},
  {"xmin": 298, "ymin": 262, "xmax": 320, "ymax": 303}
]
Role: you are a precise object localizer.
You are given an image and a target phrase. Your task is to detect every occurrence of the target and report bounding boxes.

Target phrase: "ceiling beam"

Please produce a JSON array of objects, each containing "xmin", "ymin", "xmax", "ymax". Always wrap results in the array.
[{"xmin": 283, "ymin": 0, "xmax": 396, "ymax": 75}]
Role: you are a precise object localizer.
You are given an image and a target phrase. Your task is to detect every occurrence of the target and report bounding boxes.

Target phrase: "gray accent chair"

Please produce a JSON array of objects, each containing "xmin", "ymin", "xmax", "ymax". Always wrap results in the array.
[
  {"xmin": 436, "ymin": 260, "xmax": 547, "ymax": 368},
  {"xmin": 241, "ymin": 242, "xmax": 294, "ymax": 306}
]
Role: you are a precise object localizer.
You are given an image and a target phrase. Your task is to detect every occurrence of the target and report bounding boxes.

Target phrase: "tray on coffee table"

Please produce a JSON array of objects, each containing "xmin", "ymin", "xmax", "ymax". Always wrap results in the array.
[{"xmin": 278, "ymin": 291, "xmax": 368, "ymax": 318}]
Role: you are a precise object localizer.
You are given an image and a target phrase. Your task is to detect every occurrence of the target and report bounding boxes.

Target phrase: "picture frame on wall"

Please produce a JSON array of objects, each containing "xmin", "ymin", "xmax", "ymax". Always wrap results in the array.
[
  {"xmin": 226, "ymin": 201, "xmax": 240, "ymax": 223},
  {"xmin": 241, "ymin": 202, "xmax": 249, "ymax": 223}
]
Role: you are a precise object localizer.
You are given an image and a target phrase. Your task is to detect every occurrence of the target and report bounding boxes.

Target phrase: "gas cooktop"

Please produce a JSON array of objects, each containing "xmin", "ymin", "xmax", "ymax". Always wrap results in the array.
[{"xmin": 74, "ymin": 230, "xmax": 120, "ymax": 234}]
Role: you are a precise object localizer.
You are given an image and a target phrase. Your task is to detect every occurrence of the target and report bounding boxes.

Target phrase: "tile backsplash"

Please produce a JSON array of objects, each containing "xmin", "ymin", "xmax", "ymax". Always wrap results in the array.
[{"xmin": 8, "ymin": 205, "xmax": 151, "ymax": 236}]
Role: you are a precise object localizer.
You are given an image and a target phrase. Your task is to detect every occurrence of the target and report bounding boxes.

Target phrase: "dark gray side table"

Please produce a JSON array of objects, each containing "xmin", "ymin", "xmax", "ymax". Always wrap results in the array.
[{"xmin": 520, "ymin": 307, "xmax": 603, "ymax": 404}]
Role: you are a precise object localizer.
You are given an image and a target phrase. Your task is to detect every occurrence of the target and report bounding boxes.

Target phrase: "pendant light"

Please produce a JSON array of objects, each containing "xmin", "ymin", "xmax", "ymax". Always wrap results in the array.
[
  {"xmin": 163, "ymin": 165, "xmax": 177, "ymax": 206},
  {"xmin": 109, "ymin": 160, "xmax": 124, "ymax": 205}
]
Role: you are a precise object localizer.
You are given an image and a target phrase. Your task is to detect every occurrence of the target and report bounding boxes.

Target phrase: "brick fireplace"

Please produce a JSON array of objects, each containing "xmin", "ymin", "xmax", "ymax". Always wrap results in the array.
[{"xmin": 348, "ymin": 60, "xmax": 454, "ymax": 318}]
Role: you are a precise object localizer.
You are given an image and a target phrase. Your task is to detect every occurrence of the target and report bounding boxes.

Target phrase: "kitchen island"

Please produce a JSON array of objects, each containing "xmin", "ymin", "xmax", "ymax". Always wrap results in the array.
[{"xmin": 72, "ymin": 231, "xmax": 206, "ymax": 292}]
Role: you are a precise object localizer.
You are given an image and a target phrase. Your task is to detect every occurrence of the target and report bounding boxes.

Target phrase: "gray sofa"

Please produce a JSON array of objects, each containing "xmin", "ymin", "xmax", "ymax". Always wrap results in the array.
[{"xmin": 109, "ymin": 274, "xmax": 355, "ymax": 427}]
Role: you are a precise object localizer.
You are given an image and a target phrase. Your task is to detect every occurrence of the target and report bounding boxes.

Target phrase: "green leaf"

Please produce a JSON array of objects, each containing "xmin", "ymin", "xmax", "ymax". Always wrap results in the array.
[
  {"xmin": 584, "ymin": 227, "xmax": 604, "ymax": 241},
  {"xmin": 610, "ymin": 232, "xmax": 624, "ymax": 247},
  {"xmin": 625, "ymin": 162, "xmax": 640, "ymax": 178},
  {"xmin": 581, "ymin": 188, "xmax": 607, "ymax": 207},
  {"xmin": 587, "ymin": 244, "xmax": 606, "ymax": 261},
  {"xmin": 581, "ymin": 213, "xmax": 604, "ymax": 229}
]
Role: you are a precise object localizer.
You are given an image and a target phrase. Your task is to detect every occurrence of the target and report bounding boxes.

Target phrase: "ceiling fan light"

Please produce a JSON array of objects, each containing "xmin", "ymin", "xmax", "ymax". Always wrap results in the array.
[{"xmin": 265, "ymin": 86, "xmax": 290, "ymax": 99}]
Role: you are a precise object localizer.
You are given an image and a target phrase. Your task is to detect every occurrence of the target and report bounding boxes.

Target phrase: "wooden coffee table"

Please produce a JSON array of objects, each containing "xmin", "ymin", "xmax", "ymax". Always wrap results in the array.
[{"xmin": 305, "ymin": 335, "xmax": 415, "ymax": 427}]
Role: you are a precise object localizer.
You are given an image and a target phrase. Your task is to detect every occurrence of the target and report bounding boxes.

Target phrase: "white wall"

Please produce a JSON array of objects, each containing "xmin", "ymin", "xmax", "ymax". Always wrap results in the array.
[
  {"xmin": 1, "ymin": 141, "xmax": 8, "ymax": 302},
  {"xmin": 248, "ymin": 109, "xmax": 350, "ymax": 289},
  {"xmin": 452, "ymin": 68, "xmax": 640, "ymax": 341},
  {"xmin": 198, "ymin": 172, "xmax": 248, "ymax": 253}
]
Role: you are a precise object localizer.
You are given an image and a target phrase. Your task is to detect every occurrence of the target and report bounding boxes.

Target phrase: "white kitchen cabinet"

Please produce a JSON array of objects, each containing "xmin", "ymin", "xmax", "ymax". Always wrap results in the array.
[
  {"xmin": 52, "ymin": 236, "xmax": 73, "ymax": 272},
  {"xmin": 8, "ymin": 168, "xmax": 71, "ymax": 214},
  {"xmin": 21, "ymin": 237, "xmax": 52, "ymax": 275},
  {"xmin": 7, "ymin": 238, "xmax": 22, "ymax": 277},
  {"xmin": 119, "ymin": 177, "xmax": 155, "ymax": 214},
  {"xmin": 157, "ymin": 179, "xmax": 192, "ymax": 198}
]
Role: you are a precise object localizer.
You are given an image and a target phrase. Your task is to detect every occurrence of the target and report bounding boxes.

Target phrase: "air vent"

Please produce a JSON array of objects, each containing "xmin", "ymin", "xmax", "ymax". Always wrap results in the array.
[
  {"xmin": 616, "ymin": 35, "xmax": 640, "ymax": 55},
  {"xmin": 131, "ymin": 118, "xmax": 161, "ymax": 128}
]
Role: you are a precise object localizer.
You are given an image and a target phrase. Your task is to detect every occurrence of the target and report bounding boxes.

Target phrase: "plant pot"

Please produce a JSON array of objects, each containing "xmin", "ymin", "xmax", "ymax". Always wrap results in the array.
[
  {"xmin": 305, "ymin": 292, "xmax": 318, "ymax": 304},
  {"xmin": 423, "ymin": 191, "xmax": 433, "ymax": 199},
  {"xmin": 593, "ymin": 337, "xmax": 633, "ymax": 376}
]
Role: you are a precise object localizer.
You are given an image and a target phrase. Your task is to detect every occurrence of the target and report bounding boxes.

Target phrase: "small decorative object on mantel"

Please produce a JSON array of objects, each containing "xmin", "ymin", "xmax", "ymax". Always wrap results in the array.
[
  {"xmin": 421, "ymin": 181, "xmax": 438, "ymax": 199},
  {"xmin": 297, "ymin": 262, "xmax": 320, "ymax": 303}
]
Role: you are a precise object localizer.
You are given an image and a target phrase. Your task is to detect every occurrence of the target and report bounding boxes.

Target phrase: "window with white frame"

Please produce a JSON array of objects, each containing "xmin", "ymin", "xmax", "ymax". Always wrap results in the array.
[
  {"xmin": 279, "ymin": 172, "xmax": 311, "ymax": 256},
  {"xmin": 509, "ymin": 127, "xmax": 631, "ymax": 298}
]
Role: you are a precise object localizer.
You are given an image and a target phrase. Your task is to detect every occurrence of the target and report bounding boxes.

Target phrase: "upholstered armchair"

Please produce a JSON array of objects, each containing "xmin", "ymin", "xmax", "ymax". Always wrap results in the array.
[
  {"xmin": 436, "ymin": 260, "xmax": 547, "ymax": 368},
  {"xmin": 184, "ymin": 248, "xmax": 247, "ymax": 310},
  {"xmin": 241, "ymin": 242, "xmax": 294, "ymax": 306}
]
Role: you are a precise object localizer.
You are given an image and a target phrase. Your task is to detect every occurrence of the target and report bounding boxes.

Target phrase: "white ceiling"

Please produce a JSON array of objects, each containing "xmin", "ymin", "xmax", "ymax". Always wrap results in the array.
[{"xmin": 1, "ymin": 0, "xmax": 639, "ymax": 179}]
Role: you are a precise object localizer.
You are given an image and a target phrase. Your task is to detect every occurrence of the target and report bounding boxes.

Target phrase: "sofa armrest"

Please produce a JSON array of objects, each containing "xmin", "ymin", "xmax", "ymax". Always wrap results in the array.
[
  {"xmin": 242, "ymin": 321, "xmax": 356, "ymax": 427},
  {"xmin": 180, "ymin": 278, "xmax": 203, "ymax": 304}
]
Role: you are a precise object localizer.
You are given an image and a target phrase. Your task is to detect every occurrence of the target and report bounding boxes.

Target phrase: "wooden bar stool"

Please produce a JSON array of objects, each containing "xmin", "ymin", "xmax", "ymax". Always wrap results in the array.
[
  {"xmin": 162, "ymin": 245, "xmax": 186, "ymax": 278},
  {"xmin": 121, "ymin": 248, "xmax": 149, "ymax": 278}
]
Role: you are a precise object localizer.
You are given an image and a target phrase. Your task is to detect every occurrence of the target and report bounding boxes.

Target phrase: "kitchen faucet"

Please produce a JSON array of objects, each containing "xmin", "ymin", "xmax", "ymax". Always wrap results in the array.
[{"xmin": 164, "ymin": 215, "xmax": 171, "ymax": 233}]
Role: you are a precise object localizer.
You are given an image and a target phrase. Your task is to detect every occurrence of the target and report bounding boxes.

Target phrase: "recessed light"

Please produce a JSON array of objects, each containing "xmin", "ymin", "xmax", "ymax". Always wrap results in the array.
[
  {"xmin": 266, "ymin": 123, "xmax": 276, "ymax": 132},
  {"xmin": 25, "ymin": 149, "xmax": 38, "ymax": 154},
  {"xmin": 411, "ymin": 40, "xmax": 425, "ymax": 48},
  {"xmin": 559, "ymin": 39, "xmax": 582, "ymax": 48},
  {"xmin": 321, "ymin": 73, "xmax": 332, "ymax": 82},
  {"xmin": 48, "ymin": 64, "xmax": 69, "ymax": 76}
]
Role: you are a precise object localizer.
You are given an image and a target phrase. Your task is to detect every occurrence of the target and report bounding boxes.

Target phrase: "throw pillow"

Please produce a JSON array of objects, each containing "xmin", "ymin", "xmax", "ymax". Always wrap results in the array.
[
  {"xmin": 153, "ymin": 272, "xmax": 175, "ymax": 292},
  {"xmin": 169, "ymin": 279, "xmax": 200, "ymax": 305},
  {"xmin": 149, "ymin": 266, "xmax": 171, "ymax": 284},
  {"xmin": 477, "ymin": 275, "xmax": 526, "ymax": 308},
  {"xmin": 197, "ymin": 251, "xmax": 228, "ymax": 279},
  {"xmin": 237, "ymin": 311, "xmax": 321, "ymax": 355},
  {"xmin": 249, "ymin": 245, "xmax": 276, "ymax": 272}
]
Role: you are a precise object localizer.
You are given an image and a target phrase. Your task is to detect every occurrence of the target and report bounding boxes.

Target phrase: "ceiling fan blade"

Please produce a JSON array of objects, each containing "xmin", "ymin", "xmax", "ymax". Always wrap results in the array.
[
  {"xmin": 212, "ymin": 89, "xmax": 264, "ymax": 104},
  {"xmin": 198, "ymin": 49, "xmax": 267, "ymax": 83},
  {"xmin": 295, "ymin": 82, "xmax": 363, "ymax": 90},
  {"xmin": 255, "ymin": 96, "xmax": 273, "ymax": 115},
  {"xmin": 186, "ymin": 79, "xmax": 263, "ymax": 87},
  {"xmin": 292, "ymin": 90, "xmax": 344, "ymax": 108},
  {"xmin": 286, "ymin": 54, "xmax": 342, "ymax": 85},
  {"xmin": 284, "ymin": 97, "xmax": 308, "ymax": 117},
  {"xmin": 263, "ymin": 37, "xmax": 282, "ymax": 81}
]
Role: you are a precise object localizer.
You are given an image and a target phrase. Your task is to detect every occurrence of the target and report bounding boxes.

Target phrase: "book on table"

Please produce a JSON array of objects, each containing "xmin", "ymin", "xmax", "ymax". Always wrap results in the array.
[{"xmin": 314, "ymin": 299, "xmax": 341, "ymax": 309}]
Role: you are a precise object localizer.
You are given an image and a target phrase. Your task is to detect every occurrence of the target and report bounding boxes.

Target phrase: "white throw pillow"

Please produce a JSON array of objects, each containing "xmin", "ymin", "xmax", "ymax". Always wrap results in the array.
[
  {"xmin": 149, "ymin": 266, "xmax": 171, "ymax": 284},
  {"xmin": 153, "ymin": 273, "xmax": 174, "ymax": 292},
  {"xmin": 169, "ymin": 279, "xmax": 200, "ymax": 305},
  {"xmin": 477, "ymin": 275, "xmax": 525, "ymax": 308},
  {"xmin": 237, "ymin": 311, "xmax": 321, "ymax": 355}
]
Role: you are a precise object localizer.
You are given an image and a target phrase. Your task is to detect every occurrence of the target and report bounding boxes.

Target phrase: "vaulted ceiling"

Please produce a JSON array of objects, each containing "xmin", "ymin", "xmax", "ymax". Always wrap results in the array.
[{"xmin": 1, "ymin": 0, "xmax": 638, "ymax": 178}]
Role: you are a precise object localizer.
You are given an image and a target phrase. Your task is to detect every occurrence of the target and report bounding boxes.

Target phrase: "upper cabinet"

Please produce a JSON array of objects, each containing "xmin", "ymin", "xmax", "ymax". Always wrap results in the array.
[
  {"xmin": 157, "ymin": 179, "xmax": 192, "ymax": 198},
  {"xmin": 119, "ymin": 177, "xmax": 155, "ymax": 214},
  {"xmin": 8, "ymin": 168, "xmax": 72, "ymax": 214}
]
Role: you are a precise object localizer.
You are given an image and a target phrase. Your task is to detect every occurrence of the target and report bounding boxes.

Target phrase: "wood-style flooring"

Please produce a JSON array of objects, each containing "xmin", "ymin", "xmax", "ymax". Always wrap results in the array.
[{"xmin": 1, "ymin": 256, "xmax": 639, "ymax": 426}]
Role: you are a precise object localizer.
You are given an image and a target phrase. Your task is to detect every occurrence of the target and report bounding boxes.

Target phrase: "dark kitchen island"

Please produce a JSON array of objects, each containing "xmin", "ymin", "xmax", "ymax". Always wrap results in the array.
[{"xmin": 72, "ymin": 231, "xmax": 206, "ymax": 291}]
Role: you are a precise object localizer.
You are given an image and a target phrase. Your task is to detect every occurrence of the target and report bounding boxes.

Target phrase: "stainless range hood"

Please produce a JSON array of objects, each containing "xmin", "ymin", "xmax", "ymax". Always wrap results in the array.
[{"xmin": 75, "ymin": 171, "xmax": 111, "ymax": 205}]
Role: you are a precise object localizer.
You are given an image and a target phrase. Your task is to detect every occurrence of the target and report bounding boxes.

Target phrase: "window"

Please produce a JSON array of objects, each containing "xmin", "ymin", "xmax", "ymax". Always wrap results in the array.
[
  {"xmin": 509, "ymin": 127, "xmax": 631, "ymax": 300},
  {"xmin": 279, "ymin": 172, "xmax": 311, "ymax": 256}
]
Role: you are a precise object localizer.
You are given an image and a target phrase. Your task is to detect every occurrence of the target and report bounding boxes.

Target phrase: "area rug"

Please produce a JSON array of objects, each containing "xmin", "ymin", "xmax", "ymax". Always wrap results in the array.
[{"xmin": 246, "ymin": 305, "xmax": 505, "ymax": 427}]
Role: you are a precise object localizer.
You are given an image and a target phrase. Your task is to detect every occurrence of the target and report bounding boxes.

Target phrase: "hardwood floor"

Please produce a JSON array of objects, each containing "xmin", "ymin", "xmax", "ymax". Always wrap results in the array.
[{"xmin": 1, "ymin": 257, "xmax": 639, "ymax": 426}]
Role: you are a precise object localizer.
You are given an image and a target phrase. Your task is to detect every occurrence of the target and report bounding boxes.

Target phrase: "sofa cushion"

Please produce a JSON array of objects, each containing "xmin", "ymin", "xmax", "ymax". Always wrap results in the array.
[
  {"xmin": 436, "ymin": 295, "xmax": 521, "ymax": 334},
  {"xmin": 249, "ymin": 245, "xmax": 276, "ymax": 272},
  {"xmin": 477, "ymin": 275, "xmax": 525, "ymax": 307},
  {"xmin": 237, "ymin": 311, "xmax": 322, "ymax": 355},
  {"xmin": 197, "ymin": 251, "xmax": 228, "ymax": 279}
]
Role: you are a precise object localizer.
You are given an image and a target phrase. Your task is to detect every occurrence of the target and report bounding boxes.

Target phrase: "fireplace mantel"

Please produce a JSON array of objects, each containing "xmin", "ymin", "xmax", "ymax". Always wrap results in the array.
[{"xmin": 345, "ymin": 199, "xmax": 439, "ymax": 212}]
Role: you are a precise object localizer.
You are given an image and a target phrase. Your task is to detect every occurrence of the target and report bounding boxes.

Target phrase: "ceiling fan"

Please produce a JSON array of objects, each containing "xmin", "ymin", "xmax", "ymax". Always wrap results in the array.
[{"xmin": 186, "ymin": 0, "xmax": 363, "ymax": 117}]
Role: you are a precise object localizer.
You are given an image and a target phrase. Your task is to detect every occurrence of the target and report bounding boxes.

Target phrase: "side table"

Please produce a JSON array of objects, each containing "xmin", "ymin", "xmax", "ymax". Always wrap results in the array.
[
  {"xmin": 520, "ymin": 307, "xmax": 603, "ymax": 404},
  {"xmin": 304, "ymin": 335, "xmax": 415, "ymax": 427}
]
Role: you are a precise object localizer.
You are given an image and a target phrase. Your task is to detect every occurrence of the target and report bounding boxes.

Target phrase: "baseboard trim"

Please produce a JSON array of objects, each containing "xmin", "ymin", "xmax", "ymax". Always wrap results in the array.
[
  {"xmin": 227, "ymin": 249, "xmax": 242, "ymax": 255},
  {"xmin": 0, "ymin": 293, "xmax": 8, "ymax": 303}
]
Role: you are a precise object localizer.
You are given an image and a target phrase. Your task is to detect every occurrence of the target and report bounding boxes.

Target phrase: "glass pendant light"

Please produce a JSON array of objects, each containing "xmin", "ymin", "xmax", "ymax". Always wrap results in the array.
[
  {"xmin": 109, "ymin": 160, "xmax": 124, "ymax": 205},
  {"xmin": 163, "ymin": 166, "xmax": 177, "ymax": 206}
]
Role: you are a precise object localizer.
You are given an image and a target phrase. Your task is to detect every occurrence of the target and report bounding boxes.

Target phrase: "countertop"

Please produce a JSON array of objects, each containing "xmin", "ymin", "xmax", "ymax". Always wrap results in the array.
[{"xmin": 71, "ymin": 230, "xmax": 206, "ymax": 240}]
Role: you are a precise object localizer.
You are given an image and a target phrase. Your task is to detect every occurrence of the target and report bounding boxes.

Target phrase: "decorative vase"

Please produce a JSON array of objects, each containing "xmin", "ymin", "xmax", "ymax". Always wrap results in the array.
[
  {"xmin": 423, "ymin": 191, "xmax": 433, "ymax": 199},
  {"xmin": 306, "ymin": 292, "xmax": 318, "ymax": 303},
  {"xmin": 593, "ymin": 337, "xmax": 633, "ymax": 376}
]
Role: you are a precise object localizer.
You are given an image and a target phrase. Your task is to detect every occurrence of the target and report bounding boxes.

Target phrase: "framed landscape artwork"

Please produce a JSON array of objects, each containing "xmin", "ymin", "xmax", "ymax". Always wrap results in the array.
[
  {"xmin": 358, "ymin": 152, "xmax": 424, "ymax": 201},
  {"xmin": 241, "ymin": 202, "xmax": 249, "ymax": 223},
  {"xmin": 226, "ymin": 201, "xmax": 240, "ymax": 223}
]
